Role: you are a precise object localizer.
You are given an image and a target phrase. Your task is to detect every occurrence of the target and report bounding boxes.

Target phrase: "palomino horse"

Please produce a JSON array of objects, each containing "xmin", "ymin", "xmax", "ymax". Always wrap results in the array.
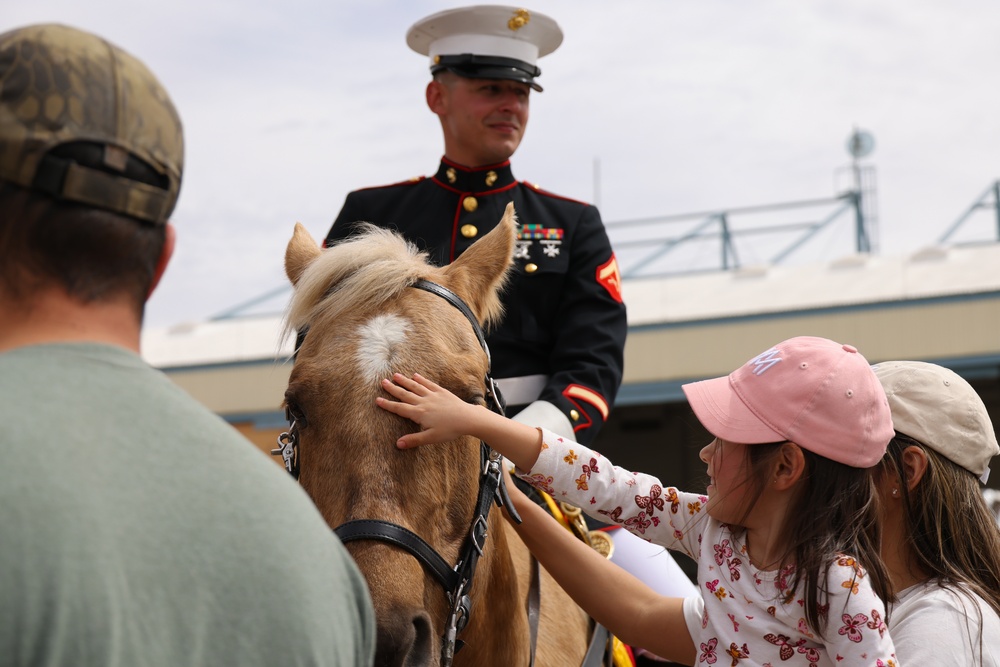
[{"xmin": 280, "ymin": 204, "xmax": 591, "ymax": 666}]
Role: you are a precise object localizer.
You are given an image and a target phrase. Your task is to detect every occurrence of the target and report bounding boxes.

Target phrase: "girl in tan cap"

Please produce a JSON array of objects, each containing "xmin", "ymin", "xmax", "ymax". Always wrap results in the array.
[{"xmin": 874, "ymin": 361, "xmax": 1000, "ymax": 666}]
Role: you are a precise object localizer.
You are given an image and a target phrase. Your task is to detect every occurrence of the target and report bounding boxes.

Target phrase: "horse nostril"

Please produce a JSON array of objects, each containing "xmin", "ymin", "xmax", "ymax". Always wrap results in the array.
[
  {"xmin": 375, "ymin": 610, "xmax": 435, "ymax": 667},
  {"xmin": 406, "ymin": 612, "xmax": 433, "ymax": 667}
]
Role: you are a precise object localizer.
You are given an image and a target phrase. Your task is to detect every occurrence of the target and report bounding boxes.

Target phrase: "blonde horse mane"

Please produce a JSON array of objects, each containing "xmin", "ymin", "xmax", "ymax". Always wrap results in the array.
[
  {"xmin": 282, "ymin": 223, "xmax": 506, "ymax": 345},
  {"xmin": 282, "ymin": 223, "xmax": 503, "ymax": 348}
]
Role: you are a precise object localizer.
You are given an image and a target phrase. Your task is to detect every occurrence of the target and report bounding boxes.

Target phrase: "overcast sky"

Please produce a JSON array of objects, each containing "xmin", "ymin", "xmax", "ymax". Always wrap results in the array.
[{"xmin": 8, "ymin": 0, "xmax": 999, "ymax": 327}]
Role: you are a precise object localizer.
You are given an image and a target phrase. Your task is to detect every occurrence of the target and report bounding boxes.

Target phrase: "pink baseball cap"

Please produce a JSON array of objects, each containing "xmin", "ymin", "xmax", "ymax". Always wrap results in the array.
[{"xmin": 682, "ymin": 336, "xmax": 894, "ymax": 468}]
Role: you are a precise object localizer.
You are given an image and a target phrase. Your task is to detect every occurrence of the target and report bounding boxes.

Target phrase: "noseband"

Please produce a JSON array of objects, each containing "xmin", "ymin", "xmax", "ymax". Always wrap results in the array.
[{"xmin": 274, "ymin": 278, "xmax": 521, "ymax": 666}]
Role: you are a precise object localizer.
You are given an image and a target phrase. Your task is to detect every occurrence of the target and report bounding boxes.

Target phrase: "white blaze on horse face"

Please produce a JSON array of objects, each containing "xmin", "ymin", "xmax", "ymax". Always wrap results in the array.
[{"xmin": 355, "ymin": 313, "xmax": 411, "ymax": 381}]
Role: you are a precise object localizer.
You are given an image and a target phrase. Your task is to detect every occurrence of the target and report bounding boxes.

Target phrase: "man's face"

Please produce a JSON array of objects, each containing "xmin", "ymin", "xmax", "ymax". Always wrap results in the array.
[{"xmin": 429, "ymin": 75, "xmax": 531, "ymax": 167}]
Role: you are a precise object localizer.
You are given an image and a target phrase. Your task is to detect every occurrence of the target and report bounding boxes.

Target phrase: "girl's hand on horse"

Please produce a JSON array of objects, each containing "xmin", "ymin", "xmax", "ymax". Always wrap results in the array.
[
  {"xmin": 377, "ymin": 373, "xmax": 484, "ymax": 448},
  {"xmin": 378, "ymin": 373, "xmax": 547, "ymax": 470}
]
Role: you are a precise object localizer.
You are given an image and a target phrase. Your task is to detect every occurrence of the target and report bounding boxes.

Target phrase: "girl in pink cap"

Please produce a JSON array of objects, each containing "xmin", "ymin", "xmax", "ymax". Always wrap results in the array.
[{"xmin": 377, "ymin": 336, "xmax": 899, "ymax": 666}]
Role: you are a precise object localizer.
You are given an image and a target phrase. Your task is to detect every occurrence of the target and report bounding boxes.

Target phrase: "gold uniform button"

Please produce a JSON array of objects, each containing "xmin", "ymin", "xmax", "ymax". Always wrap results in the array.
[
  {"xmin": 485, "ymin": 170, "xmax": 498, "ymax": 187},
  {"xmin": 525, "ymin": 263, "xmax": 538, "ymax": 273},
  {"xmin": 460, "ymin": 224, "xmax": 478, "ymax": 238},
  {"xmin": 462, "ymin": 195, "xmax": 478, "ymax": 212},
  {"xmin": 446, "ymin": 167, "xmax": 457, "ymax": 184},
  {"xmin": 570, "ymin": 409, "xmax": 580, "ymax": 421}
]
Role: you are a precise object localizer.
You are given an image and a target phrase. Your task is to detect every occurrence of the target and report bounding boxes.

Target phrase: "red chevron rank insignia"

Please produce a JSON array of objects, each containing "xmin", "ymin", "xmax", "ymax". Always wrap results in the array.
[{"xmin": 596, "ymin": 255, "xmax": 623, "ymax": 303}]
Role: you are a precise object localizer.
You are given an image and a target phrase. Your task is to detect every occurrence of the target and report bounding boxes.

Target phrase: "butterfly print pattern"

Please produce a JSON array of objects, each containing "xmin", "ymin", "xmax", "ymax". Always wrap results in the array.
[
  {"xmin": 866, "ymin": 610, "xmax": 886, "ymax": 638},
  {"xmin": 838, "ymin": 612, "xmax": 875, "ymax": 643},
  {"xmin": 763, "ymin": 633, "xmax": 804, "ymax": 661},
  {"xmin": 573, "ymin": 457, "xmax": 601, "ymax": 491},
  {"xmin": 797, "ymin": 645, "xmax": 821, "ymax": 665},
  {"xmin": 699, "ymin": 638, "xmax": 718, "ymax": 664},
  {"xmin": 726, "ymin": 642, "xmax": 750, "ymax": 666},
  {"xmin": 663, "ymin": 487, "xmax": 681, "ymax": 514},
  {"xmin": 634, "ymin": 484, "xmax": 665, "ymax": 515},
  {"xmin": 714, "ymin": 539, "xmax": 733, "ymax": 565},
  {"xmin": 727, "ymin": 557, "xmax": 743, "ymax": 581},
  {"xmin": 523, "ymin": 473, "xmax": 555, "ymax": 496},
  {"xmin": 596, "ymin": 506, "xmax": 622, "ymax": 524},
  {"xmin": 623, "ymin": 512, "xmax": 652, "ymax": 534}
]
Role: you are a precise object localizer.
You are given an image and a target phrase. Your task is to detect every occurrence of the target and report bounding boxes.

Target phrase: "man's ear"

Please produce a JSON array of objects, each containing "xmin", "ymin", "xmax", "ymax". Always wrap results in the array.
[
  {"xmin": 426, "ymin": 78, "xmax": 446, "ymax": 115},
  {"xmin": 901, "ymin": 445, "xmax": 929, "ymax": 491},
  {"xmin": 148, "ymin": 222, "xmax": 175, "ymax": 298},
  {"xmin": 773, "ymin": 442, "xmax": 807, "ymax": 491}
]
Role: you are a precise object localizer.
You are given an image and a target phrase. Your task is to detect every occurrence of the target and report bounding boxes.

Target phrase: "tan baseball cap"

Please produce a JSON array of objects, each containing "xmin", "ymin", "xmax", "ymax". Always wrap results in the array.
[
  {"xmin": 873, "ymin": 360, "xmax": 999, "ymax": 483},
  {"xmin": 0, "ymin": 24, "xmax": 183, "ymax": 224}
]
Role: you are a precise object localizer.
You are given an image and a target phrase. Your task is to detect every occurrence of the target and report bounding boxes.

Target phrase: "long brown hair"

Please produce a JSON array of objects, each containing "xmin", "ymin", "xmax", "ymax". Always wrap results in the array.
[
  {"xmin": 733, "ymin": 442, "xmax": 891, "ymax": 638},
  {"xmin": 882, "ymin": 433, "xmax": 1000, "ymax": 616}
]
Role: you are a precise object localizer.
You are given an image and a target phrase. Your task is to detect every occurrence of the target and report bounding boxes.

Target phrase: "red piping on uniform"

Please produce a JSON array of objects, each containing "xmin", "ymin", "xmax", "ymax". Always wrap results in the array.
[
  {"xmin": 428, "ymin": 173, "xmax": 519, "ymax": 261},
  {"xmin": 440, "ymin": 156, "xmax": 511, "ymax": 172},
  {"xmin": 562, "ymin": 383, "xmax": 611, "ymax": 434},
  {"xmin": 430, "ymin": 179, "xmax": 519, "ymax": 197}
]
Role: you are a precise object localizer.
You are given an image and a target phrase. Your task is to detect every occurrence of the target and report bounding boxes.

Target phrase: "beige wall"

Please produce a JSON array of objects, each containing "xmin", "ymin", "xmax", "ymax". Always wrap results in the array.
[
  {"xmin": 625, "ymin": 297, "xmax": 1000, "ymax": 383},
  {"xmin": 166, "ymin": 363, "xmax": 290, "ymax": 415}
]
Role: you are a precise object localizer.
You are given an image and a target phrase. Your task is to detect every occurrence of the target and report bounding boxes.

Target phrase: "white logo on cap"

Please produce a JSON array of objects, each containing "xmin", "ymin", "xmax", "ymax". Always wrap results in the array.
[{"xmin": 750, "ymin": 348, "xmax": 782, "ymax": 375}]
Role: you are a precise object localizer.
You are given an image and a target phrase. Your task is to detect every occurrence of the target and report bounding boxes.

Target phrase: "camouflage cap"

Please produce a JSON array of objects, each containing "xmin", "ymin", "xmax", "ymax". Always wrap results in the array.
[{"xmin": 0, "ymin": 23, "xmax": 183, "ymax": 224}]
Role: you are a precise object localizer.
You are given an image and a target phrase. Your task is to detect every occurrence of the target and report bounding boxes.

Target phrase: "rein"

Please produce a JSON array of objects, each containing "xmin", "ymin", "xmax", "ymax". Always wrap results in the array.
[{"xmin": 275, "ymin": 278, "xmax": 529, "ymax": 666}]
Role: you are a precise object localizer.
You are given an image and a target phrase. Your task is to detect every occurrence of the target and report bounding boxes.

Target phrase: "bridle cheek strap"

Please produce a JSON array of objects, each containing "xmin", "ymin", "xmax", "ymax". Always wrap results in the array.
[{"xmin": 335, "ymin": 520, "xmax": 460, "ymax": 591}]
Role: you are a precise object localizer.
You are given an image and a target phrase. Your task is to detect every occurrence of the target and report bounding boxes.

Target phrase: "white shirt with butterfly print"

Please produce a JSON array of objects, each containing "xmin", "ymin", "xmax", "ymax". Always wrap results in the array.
[{"xmin": 517, "ymin": 429, "xmax": 900, "ymax": 667}]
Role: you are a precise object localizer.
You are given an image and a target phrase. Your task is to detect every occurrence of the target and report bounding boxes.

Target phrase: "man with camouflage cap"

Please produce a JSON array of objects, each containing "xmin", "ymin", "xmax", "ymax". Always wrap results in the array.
[{"xmin": 0, "ymin": 24, "xmax": 374, "ymax": 666}]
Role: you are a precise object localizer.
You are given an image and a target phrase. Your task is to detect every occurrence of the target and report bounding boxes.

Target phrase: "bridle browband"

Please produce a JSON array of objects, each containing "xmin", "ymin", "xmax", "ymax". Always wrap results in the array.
[{"xmin": 274, "ymin": 278, "xmax": 524, "ymax": 666}]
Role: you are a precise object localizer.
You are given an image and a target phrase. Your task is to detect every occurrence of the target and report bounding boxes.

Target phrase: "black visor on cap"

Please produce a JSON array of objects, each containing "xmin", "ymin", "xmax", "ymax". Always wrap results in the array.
[{"xmin": 432, "ymin": 54, "xmax": 543, "ymax": 92}]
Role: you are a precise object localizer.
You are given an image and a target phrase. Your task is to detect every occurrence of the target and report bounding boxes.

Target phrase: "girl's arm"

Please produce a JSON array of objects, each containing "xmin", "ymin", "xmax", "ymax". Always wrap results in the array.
[
  {"xmin": 503, "ymin": 469, "xmax": 697, "ymax": 665},
  {"xmin": 821, "ymin": 561, "xmax": 899, "ymax": 665},
  {"xmin": 379, "ymin": 373, "xmax": 705, "ymax": 559},
  {"xmin": 377, "ymin": 372, "xmax": 543, "ymax": 471}
]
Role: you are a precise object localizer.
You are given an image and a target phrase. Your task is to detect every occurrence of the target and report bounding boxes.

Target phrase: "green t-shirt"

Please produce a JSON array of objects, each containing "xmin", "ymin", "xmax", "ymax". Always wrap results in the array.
[{"xmin": 0, "ymin": 343, "xmax": 374, "ymax": 666}]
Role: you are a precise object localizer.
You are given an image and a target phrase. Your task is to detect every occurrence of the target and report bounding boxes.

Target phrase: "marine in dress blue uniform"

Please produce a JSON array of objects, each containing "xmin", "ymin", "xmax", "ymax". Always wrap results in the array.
[{"xmin": 324, "ymin": 6, "xmax": 626, "ymax": 447}]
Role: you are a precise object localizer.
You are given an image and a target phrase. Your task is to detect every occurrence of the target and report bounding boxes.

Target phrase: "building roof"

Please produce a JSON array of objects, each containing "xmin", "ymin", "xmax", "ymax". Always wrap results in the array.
[{"xmin": 142, "ymin": 242, "xmax": 1000, "ymax": 371}]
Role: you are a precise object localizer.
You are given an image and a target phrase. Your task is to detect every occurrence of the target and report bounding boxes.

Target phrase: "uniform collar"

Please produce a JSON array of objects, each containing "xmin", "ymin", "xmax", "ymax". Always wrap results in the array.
[{"xmin": 433, "ymin": 157, "xmax": 516, "ymax": 193}]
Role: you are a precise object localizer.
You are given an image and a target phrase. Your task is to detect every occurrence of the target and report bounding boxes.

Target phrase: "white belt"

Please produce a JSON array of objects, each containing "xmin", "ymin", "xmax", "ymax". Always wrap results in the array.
[{"xmin": 495, "ymin": 374, "xmax": 548, "ymax": 407}]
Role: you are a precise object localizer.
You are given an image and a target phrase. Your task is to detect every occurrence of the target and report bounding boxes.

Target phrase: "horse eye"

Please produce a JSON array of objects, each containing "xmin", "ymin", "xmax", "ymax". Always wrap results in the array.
[{"xmin": 283, "ymin": 393, "xmax": 308, "ymax": 427}]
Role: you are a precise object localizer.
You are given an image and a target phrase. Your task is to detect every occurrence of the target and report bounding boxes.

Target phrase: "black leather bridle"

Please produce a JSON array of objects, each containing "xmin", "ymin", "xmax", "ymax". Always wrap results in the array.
[{"xmin": 274, "ymin": 278, "xmax": 523, "ymax": 666}]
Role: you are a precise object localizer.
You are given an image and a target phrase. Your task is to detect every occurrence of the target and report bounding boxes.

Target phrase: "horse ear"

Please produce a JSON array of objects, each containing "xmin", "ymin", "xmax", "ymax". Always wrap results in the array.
[
  {"xmin": 443, "ymin": 201, "xmax": 517, "ymax": 324},
  {"xmin": 285, "ymin": 223, "xmax": 323, "ymax": 286}
]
